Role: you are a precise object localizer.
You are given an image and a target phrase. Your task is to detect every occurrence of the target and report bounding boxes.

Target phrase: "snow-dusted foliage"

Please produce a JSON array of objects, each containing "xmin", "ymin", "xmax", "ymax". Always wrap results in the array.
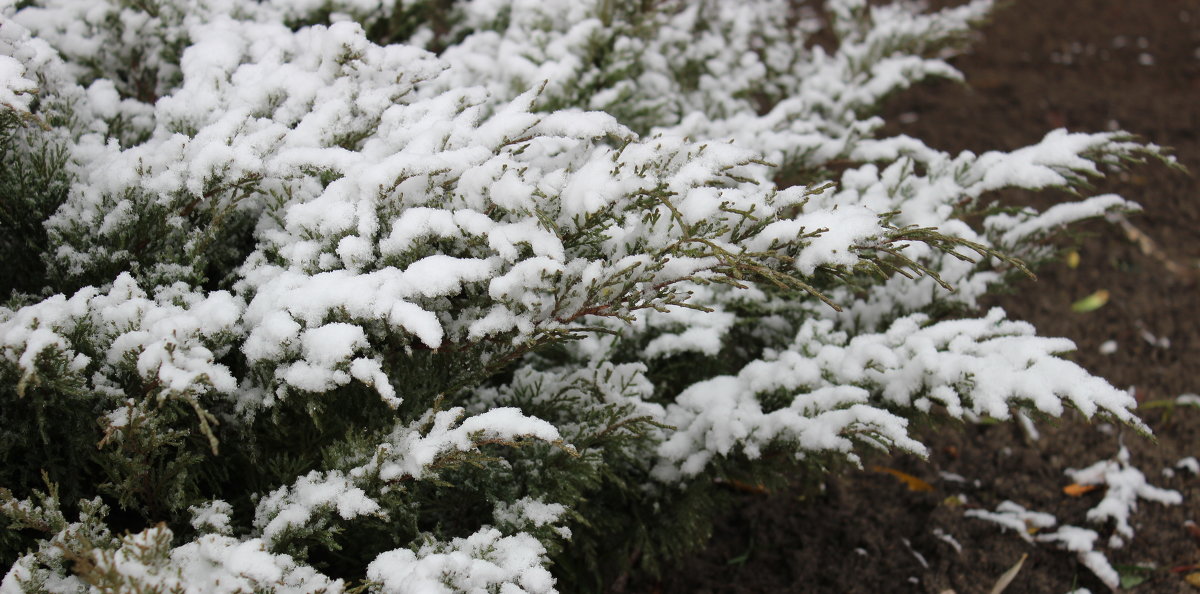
[
  {"xmin": 963, "ymin": 500, "xmax": 1057, "ymax": 544},
  {"xmin": 1066, "ymin": 445, "xmax": 1183, "ymax": 548},
  {"xmin": 967, "ymin": 448, "xmax": 1181, "ymax": 590},
  {"xmin": 367, "ymin": 528, "xmax": 556, "ymax": 594},
  {"xmin": 0, "ymin": 0, "xmax": 1169, "ymax": 590},
  {"xmin": 967, "ymin": 502, "xmax": 1120, "ymax": 589}
]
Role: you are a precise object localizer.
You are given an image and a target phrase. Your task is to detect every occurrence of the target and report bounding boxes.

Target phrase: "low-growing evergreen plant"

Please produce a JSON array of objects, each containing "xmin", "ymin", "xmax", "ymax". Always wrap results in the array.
[{"xmin": 0, "ymin": 0, "xmax": 1173, "ymax": 591}]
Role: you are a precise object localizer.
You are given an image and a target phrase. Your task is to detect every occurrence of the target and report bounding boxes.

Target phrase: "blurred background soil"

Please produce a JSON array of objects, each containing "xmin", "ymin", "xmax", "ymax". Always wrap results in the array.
[{"xmin": 645, "ymin": 1, "xmax": 1200, "ymax": 592}]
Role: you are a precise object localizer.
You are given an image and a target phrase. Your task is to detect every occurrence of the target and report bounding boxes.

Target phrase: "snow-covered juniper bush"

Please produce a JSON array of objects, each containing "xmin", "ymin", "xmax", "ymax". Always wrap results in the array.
[{"xmin": 0, "ymin": 0, "xmax": 1175, "ymax": 591}]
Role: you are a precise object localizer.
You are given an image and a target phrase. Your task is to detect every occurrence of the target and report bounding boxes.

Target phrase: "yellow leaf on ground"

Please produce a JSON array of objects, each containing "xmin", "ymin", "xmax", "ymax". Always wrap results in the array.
[
  {"xmin": 1071, "ymin": 290, "xmax": 1110, "ymax": 313},
  {"xmin": 1063, "ymin": 483, "xmax": 1099, "ymax": 497},
  {"xmin": 871, "ymin": 466, "xmax": 934, "ymax": 492},
  {"xmin": 1066, "ymin": 250, "xmax": 1080, "ymax": 268},
  {"xmin": 1185, "ymin": 572, "xmax": 1200, "ymax": 588}
]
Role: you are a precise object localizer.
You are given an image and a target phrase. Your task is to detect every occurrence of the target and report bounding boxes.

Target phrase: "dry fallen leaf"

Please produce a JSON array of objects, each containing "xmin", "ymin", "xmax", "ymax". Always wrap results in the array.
[
  {"xmin": 721, "ymin": 478, "xmax": 769, "ymax": 495},
  {"xmin": 871, "ymin": 466, "xmax": 934, "ymax": 492},
  {"xmin": 1186, "ymin": 572, "xmax": 1200, "ymax": 588},
  {"xmin": 1063, "ymin": 483, "xmax": 1100, "ymax": 497},
  {"xmin": 989, "ymin": 553, "xmax": 1028, "ymax": 594}
]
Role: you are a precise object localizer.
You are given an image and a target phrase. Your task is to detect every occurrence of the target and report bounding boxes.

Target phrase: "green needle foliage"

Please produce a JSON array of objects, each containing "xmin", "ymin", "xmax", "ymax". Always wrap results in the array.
[{"xmin": 0, "ymin": 0, "xmax": 1171, "ymax": 591}]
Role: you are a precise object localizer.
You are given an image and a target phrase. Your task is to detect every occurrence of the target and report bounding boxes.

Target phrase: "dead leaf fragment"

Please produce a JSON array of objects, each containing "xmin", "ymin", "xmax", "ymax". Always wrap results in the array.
[
  {"xmin": 1063, "ymin": 483, "xmax": 1100, "ymax": 497},
  {"xmin": 1186, "ymin": 572, "xmax": 1200, "ymax": 588},
  {"xmin": 989, "ymin": 553, "xmax": 1028, "ymax": 594},
  {"xmin": 871, "ymin": 466, "xmax": 934, "ymax": 492}
]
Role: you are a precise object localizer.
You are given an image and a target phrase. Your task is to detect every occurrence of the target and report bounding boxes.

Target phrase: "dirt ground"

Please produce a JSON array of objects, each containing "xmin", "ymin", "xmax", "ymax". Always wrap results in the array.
[{"xmin": 647, "ymin": 1, "xmax": 1200, "ymax": 592}]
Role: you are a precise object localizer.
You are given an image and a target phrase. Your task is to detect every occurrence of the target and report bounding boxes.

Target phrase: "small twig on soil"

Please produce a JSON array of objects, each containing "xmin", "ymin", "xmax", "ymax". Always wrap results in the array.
[{"xmin": 1108, "ymin": 214, "xmax": 1198, "ymax": 280}]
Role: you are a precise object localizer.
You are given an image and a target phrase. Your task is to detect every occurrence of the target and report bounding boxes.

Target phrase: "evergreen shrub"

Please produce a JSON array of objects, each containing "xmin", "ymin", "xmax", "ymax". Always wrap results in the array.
[{"xmin": 0, "ymin": 0, "xmax": 1171, "ymax": 591}]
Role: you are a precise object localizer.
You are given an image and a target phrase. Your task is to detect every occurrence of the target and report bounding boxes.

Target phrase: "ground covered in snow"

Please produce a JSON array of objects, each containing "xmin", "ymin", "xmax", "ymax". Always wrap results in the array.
[{"xmin": 644, "ymin": 1, "xmax": 1200, "ymax": 591}]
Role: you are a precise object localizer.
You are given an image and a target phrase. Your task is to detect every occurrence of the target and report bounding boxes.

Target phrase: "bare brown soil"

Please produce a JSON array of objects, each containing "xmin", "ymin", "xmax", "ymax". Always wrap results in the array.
[{"xmin": 646, "ymin": 1, "xmax": 1200, "ymax": 592}]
